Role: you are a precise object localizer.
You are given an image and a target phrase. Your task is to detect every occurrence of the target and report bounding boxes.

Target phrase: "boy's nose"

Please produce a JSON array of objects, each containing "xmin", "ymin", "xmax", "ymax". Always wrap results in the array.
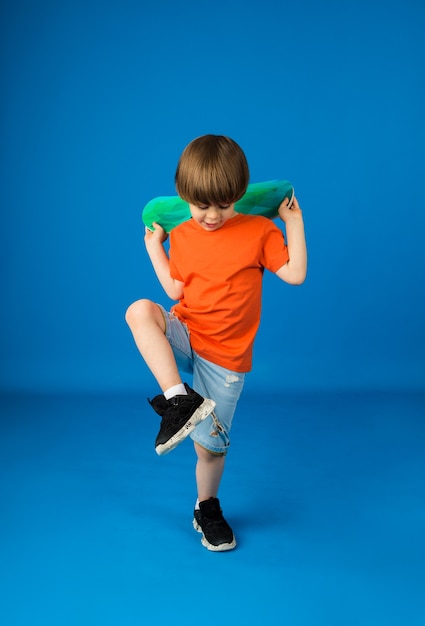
[{"xmin": 206, "ymin": 206, "xmax": 220, "ymax": 219}]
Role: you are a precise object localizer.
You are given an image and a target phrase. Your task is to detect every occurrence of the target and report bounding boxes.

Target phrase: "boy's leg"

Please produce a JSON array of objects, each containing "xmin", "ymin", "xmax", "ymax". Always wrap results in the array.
[
  {"xmin": 190, "ymin": 355, "xmax": 245, "ymax": 551},
  {"xmin": 125, "ymin": 298, "xmax": 182, "ymax": 392},
  {"xmin": 125, "ymin": 300, "xmax": 215, "ymax": 454},
  {"xmin": 194, "ymin": 442, "xmax": 225, "ymax": 502},
  {"xmin": 193, "ymin": 443, "xmax": 235, "ymax": 551}
]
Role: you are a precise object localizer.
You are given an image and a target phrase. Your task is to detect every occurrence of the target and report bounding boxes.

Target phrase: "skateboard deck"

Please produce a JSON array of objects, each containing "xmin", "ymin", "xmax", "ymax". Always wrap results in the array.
[{"xmin": 142, "ymin": 179, "xmax": 294, "ymax": 232}]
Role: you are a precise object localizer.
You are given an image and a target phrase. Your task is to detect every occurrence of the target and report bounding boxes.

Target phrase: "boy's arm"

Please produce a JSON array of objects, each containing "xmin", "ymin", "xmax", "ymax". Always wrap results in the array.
[
  {"xmin": 275, "ymin": 196, "xmax": 307, "ymax": 285},
  {"xmin": 144, "ymin": 223, "xmax": 184, "ymax": 300}
]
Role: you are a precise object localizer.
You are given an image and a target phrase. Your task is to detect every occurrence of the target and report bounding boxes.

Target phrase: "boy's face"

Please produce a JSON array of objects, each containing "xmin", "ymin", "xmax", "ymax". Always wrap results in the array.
[{"xmin": 189, "ymin": 202, "xmax": 237, "ymax": 232}]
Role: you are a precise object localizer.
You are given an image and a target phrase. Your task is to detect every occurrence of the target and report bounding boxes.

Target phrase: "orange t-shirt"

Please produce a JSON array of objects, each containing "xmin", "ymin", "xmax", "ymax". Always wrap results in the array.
[{"xmin": 169, "ymin": 213, "xmax": 289, "ymax": 372}]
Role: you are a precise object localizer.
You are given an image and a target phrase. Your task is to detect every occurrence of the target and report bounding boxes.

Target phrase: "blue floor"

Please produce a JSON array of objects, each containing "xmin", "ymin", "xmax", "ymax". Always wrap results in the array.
[{"xmin": 1, "ymin": 390, "xmax": 424, "ymax": 625}]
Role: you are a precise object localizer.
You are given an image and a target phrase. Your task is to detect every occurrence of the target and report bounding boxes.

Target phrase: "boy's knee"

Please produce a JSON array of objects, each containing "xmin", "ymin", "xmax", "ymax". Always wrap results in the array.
[
  {"xmin": 125, "ymin": 298, "xmax": 153, "ymax": 326},
  {"xmin": 125, "ymin": 300, "xmax": 165, "ymax": 334}
]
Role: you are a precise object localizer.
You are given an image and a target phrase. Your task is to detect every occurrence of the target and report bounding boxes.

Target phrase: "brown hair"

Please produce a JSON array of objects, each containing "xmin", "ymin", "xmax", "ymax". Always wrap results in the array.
[{"xmin": 175, "ymin": 135, "xmax": 250, "ymax": 205}]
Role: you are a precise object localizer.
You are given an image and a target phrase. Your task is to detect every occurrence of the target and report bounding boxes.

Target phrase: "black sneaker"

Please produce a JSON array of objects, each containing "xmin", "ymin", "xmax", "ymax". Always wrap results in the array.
[
  {"xmin": 193, "ymin": 497, "xmax": 236, "ymax": 551},
  {"xmin": 149, "ymin": 383, "xmax": 215, "ymax": 456}
]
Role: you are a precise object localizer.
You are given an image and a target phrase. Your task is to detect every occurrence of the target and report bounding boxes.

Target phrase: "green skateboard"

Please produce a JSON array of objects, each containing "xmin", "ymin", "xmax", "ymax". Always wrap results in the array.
[{"xmin": 142, "ymin": 179, "xmax": 294, "ymax": 232}]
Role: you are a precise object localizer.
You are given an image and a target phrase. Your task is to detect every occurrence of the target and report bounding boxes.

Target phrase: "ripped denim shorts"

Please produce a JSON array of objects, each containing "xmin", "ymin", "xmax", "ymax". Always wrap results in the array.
[{"xmin": 157, "ymin": 305, "xmax": 245, "ymax": 455}]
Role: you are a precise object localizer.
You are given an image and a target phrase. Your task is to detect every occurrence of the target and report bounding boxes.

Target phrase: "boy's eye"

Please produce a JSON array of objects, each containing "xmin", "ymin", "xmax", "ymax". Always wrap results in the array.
[{"xmin": 196, "ymin": 203, "xmax": 231, "ymax": 210}]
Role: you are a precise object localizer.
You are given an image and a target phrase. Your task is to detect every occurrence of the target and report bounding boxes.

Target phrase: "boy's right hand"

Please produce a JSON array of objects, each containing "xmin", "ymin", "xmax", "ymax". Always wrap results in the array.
[{"xmin": 144, "ymin": 222, "xmax": 169, "ymax": 246}]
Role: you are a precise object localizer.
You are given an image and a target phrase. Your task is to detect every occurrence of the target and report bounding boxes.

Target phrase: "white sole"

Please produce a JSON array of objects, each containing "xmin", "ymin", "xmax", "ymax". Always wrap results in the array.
[{"xmin": 155, "ymin": 398, "xmax": 216, "ymax": 456}]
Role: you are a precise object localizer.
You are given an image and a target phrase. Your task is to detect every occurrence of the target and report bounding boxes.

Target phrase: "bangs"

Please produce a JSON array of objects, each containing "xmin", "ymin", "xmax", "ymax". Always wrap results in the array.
[{"xmin": 182, "ymin": 165, "xmax": 246, "ymax": 206}]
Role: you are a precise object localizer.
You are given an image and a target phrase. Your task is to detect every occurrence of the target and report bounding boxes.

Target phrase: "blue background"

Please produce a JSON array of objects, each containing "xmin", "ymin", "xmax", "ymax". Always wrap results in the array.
[{"xmin": 1, "ymin": 0, "xmax": 424, "ymax": 394}]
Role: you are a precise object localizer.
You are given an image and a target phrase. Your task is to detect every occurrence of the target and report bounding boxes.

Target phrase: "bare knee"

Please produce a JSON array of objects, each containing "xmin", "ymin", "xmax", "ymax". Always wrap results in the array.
[
  {"xmin": 125, "ymin": 298, "xmax": 150, "ymax": 325},
  {"xmin": 125, "ymin": 299, "xmax": 163, "ymax": 330}
]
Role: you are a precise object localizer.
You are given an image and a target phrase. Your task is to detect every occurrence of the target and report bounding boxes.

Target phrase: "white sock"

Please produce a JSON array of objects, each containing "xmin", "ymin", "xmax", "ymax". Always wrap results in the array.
[
  {"xmin": 164, "ymin": 383, "xmax": 187, "ymax": 400},
  {"xmin": 195, "ymin": 498, "xmax": 200, "ymax": 510}
]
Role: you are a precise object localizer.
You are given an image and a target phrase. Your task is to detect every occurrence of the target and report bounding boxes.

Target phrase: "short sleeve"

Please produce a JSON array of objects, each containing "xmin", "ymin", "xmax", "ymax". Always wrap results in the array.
[
  {"xmin": 169, "ymin": 232, "xmax": 184, "ymax": 282},
  {"xmin": 260, "ymin": 222, "xmax": 289, "ymax": 273}
]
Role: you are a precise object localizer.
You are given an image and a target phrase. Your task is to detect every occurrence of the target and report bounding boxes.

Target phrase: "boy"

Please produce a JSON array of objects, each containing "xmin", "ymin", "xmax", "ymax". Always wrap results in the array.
[{"xmin": 126, "ymin": 135, "xmax": 307, "ymax": 551}]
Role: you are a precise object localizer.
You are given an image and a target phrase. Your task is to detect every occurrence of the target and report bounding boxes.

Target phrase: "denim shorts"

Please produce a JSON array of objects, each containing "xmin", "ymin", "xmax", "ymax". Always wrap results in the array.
[{"xmin": 157, "ymin": 305, "xmax": 245, "ymax": 455}]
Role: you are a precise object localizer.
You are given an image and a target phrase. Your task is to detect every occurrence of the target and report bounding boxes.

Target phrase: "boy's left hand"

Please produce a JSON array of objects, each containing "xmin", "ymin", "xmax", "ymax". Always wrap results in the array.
[{"xmin": 278, "ymin": 196, "xmax": 303, "ymax": 223}]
